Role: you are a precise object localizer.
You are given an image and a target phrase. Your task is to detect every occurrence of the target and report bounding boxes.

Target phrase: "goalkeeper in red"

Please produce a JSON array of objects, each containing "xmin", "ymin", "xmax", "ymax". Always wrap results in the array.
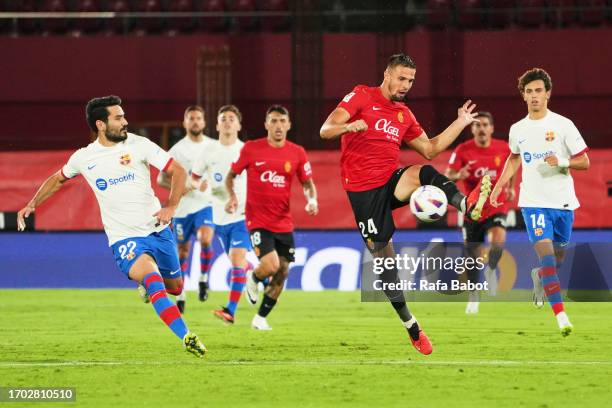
[{"xmin": 320, "ymin": 53, "xmax": 492, "ymax": 355}]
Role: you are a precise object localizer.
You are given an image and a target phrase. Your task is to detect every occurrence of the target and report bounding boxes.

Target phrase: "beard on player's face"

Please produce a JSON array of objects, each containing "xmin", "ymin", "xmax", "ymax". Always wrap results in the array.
[
  {"xmin": 188, "ymin": 126, "xmax": 203, "ymax": 137},
  {"xmin": 105, "ymin": 125, "xmax": 128, "ymax": 143}
]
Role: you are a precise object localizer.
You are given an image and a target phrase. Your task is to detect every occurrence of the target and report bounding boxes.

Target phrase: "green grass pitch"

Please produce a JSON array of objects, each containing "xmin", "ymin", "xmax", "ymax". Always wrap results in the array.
[{"xmin": 2, "ymin": 290, "xmax": 611, "ymax": 407}]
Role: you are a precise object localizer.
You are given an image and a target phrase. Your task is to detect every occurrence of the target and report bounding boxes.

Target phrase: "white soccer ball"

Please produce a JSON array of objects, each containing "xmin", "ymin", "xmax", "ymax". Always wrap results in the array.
[{"xmin": 409, "ymin": 185, "xmax": 448, "ymax": 223}]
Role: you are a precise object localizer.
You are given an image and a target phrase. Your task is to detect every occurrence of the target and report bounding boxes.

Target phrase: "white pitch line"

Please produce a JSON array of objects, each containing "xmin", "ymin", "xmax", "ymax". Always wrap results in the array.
[{"xmin": 1, "ymin": 360, "xmax": 612, "ymax": 368}]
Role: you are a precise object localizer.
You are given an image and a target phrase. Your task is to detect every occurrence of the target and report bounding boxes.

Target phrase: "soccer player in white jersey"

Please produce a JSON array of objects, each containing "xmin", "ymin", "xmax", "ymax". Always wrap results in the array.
[
  {"xmin": 157, "ymin": 105, "xmax": 216, "ymax": 312},
  {"xmin": 490, "ymin": 69, "xmax": 590, "ymax": 336},
  {"xmin": 191, "ymin": 105, "xmax": 253, "ymax": 324},
  {"xmin": 16, "ymin": 96, "xmax": 207, "ymax": 358}
]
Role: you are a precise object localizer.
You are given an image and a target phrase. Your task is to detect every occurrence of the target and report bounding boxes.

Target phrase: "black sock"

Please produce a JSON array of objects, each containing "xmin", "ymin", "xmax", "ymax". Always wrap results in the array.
[
  {"xmin": 258, "ymin": 294, "xmax": 277, "ymax": 317},
  {"xmin": 406, "ymin": 320, "xmax": 420, "ymax": 341},
  {"xmin": 391, "ymin": 301, "xmax": 413, "ymax": 322},
  {"xmin": 419, "ymin": 164, "xmax": 465, "ymax": 211},
  {"xmin": 488, "ymin": 245, "xmax": 503, "ymax": 269}
]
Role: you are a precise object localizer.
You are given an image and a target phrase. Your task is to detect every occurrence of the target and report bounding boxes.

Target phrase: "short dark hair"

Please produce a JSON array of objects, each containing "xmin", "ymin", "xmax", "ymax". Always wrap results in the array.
[
  {"xmin": 218, "ymin": 104, "xmax": 242, "ymax": 122},
  {"xmin": 518, "ymin": 68, "xmax": 552, "ymax": 94},
  {"xmin": 184, "ymin": 105, "xmax": 205, "ymax": 118},
  {"xmin": 86, "ymin": 95, "xmax": 122, "ymax": 132},
  {"xmin": 387, "ymin": 53, "xmax": 417, "ymax": 70},
  {"xmin": 266, "ymin": 104, "xmax": 289, "ymax": 118},
  {"xmin": 475, "ymin": 111, "xmax": 494, "ymax": 124}
]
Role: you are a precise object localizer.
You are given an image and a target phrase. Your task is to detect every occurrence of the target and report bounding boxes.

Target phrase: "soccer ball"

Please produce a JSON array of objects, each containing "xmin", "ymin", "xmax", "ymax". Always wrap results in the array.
[{"xmin": 409, "ymin": 185, "xmax": 448, "ymax": 222}]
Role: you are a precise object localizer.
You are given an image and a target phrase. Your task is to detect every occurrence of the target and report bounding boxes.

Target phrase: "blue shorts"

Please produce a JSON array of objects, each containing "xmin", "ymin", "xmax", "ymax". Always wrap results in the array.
[
  {"xmin": 521, "ymin": 207, "xmax": 574, "ymax": 245},
  {"xmin": 111, "ymin": 227, "xmax": 181, "ymax": 280},
  {"xmin": 172, "ymin": 206, "xmax": 214, "ymax": 244},
  {"xmin": 215, "ymin": 220, "xmax": 252, "ymax": 254}
]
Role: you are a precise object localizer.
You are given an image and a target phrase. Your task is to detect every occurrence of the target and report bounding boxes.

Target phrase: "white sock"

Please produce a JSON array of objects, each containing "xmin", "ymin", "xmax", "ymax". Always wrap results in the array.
[{"xmin": 403, "ymin": 316, "xmax": 417, "ymax": 328}]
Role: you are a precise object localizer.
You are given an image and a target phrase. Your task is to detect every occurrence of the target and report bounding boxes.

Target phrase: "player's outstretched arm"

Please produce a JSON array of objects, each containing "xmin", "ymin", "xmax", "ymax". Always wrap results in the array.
[
  {"xmin": 154, "ymin": 160, "xmax": 186, "ymax": 225},
  {"xmin": 320, "ymin": 107, "xmax": 367, "ymax": 140},
  {"xmin": 302, "ymin": 179, "xmax": 319, "ymax": 216},
  {"xmin": 409, "ymin": 100, "xmax": 479, "ymax": 160},
  {"xmin": 17, "ymin": 170, "xmax": 69, "ymax": 231},
  {"xmin": 490, "ymin": 153, "xmax": 521, "ymax": 207}
]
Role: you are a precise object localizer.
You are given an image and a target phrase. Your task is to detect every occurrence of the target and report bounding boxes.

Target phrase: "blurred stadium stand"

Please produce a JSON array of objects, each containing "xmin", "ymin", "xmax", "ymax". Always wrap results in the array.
[{"xmin": 1, "ymin": 1, "xmax": 611, "ymax": 35}]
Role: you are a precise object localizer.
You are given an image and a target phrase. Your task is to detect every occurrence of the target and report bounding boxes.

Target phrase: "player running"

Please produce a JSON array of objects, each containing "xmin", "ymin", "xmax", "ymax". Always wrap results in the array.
[
  {"xmin": 226, "ymin": 105, "xmax": 318, "ymax": 330},
  {"xmin": 320, "ymin": 53, "xmax": 493, "ymax": 355},
  {"xmin": 445, "ymin": 111, "xmax": 515, "ymax": 314},
  {"xmin": 491, "ymin": 68, "xmax": 589, "ymax": 336},
  {"xmin": 191, "ymin": 105, "xmax": 252, "ymax": 324},
  {"xmin": 157, "ymin": 105, "xmax": 216, "ymax": 312},
  {"xmin": 17, "ymin": 96, "xmax": 207, "ymax": 357}
]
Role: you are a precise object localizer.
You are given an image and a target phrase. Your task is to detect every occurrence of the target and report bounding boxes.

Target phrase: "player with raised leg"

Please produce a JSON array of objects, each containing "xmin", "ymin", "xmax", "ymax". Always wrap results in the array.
[
  {"xmin": 17, "ymin": 96, "xmax": 206, "ymax": 357},
  {"xmin": 491, "ymin": 68, "xmax": 589, "ymax": 336},
  {"xmin": 157, "ymin": 105, "xmax": 216, "ymax": 312},
  {"xmin": 445, "ymin": 111, "xmax": 515, "ymax": 314},
  {"xmin": 320, "ymin": 53, "xmax": 492, "ymax": 355},
  {"xmin": 191, "ymin": 105, "xmax": 252, "ymax": 324},
  {"xmin": 226, "ymin": 105, "xmax": 318, "ymax": 330}
]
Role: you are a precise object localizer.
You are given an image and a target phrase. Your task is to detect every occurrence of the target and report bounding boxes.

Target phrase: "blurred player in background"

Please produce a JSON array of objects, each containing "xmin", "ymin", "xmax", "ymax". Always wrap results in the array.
[
  {"xmin": 320, "ymin": 53, "xmax": 493, "ymax": 355},
  {"xmin": 491, "ymin": 68, "xmax": 590, "ymax": 336},
  {"xmin": 226, "ymin": 105, "xmax": 318, "ymax": 330},
  {"xmin": 17, "ymin": 96, "xmax": 206, "ymax": 357},
  {"xmin": 445, "ymin": 111, "xmax": 515, "ymax": 314},
  {"xmin": 192, "ymin": 105, "xmax": 252, "ymax": 324},
  {"xmin": 157, "ymin": 105, "xmax": 215, "ymax": 313}
]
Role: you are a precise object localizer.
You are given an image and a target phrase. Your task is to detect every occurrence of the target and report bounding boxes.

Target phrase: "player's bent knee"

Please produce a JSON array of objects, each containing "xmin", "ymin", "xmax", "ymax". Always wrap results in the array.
[{"xmin": 164, "ymin": 277, "xmax": 183, "ymax": 295}]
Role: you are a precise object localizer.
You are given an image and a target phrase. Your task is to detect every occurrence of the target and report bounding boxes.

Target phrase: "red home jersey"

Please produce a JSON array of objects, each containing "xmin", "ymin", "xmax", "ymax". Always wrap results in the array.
[
  {"xmin": 231, "ymin": 138, "xmax": 312, "ymax": 232},
  {"xmin": 448, "ymin": 138, "xmax": 512, "ymax": 218},
  {"xmin": 337, "ymin": 85, "xmax": 424, "ymax": 192}
]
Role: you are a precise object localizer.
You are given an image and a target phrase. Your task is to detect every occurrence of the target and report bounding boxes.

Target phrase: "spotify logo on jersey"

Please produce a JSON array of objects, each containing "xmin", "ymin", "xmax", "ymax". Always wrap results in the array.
[
  {"xmin": 523, "ymin": 152, "xmax": 532, "ymax": 163},
  {"xmin": 96, "ymin": 178, "xmax": 108, "ymax": 191}
]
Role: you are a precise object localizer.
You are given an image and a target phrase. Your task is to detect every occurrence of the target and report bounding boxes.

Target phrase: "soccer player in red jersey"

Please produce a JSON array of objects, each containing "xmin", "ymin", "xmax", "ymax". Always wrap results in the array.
[
  {"xmin": 320, "ymin": 53, "xmax": 492, "ymax": 355},
  {"xmin": 226, "ymin": 105, "xmax": 318, "ymax": 330},
  {"xmin": 446, "ymin": 111, "xmax": 515, "ymax": 314}
]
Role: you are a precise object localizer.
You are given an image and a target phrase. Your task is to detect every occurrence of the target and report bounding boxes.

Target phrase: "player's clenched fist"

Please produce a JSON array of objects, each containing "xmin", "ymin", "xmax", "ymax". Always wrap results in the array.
[
  {"xmin": 225, "ymin": 195, "xmax": 238, "ymax": 214},
  {"xmin": 345, "ymin": 120, "xmax": 368, "ymax": 133},
  {"xmin": 153, "ymin": 206, "xmax": 175, "ymax": 226}
]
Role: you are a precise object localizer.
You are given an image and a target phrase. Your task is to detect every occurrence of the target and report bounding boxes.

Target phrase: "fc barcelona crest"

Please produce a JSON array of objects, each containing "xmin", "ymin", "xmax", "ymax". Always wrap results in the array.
[
  {"xmin": 397, "ymin": 112, "xmax": 404, "ymax": 123},
  {"xmin": 545, "ymin": 131, "xmax": 555, "ymax": 142},
  {"xmin": 284, "ymin": 161, "xmax": 292, "ymax": 173},
  {"xmin": 120, "ymin": 154, "xmax": 131, "ymax": 165}
]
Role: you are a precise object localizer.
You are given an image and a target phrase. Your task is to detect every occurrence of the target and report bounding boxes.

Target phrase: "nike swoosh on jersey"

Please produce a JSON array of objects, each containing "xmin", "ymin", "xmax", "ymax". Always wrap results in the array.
[
  {"xmin": 255, "ymin": 161, "xmax": 266, "ymax": 166},
  {"xmin": 372, "ymin": 106, "xmax": 382, "ymax": 111},
  {"xmin": 518, "ymin": 140, "xmax": 526, "ymax": 144},
  {"xmin": 231, "ymin": 240, "xmax": 243, "ymax": 246},
  {"xmin": 87, "ymin": 164, "xmax": 97, "ymax": 170},
  {"xmin": 169, "ymin": 269, "xmax": 180, "ymax": 276}
]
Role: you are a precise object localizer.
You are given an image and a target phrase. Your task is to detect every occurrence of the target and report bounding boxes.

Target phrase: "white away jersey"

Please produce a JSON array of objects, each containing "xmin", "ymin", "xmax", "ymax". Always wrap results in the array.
[
  {"xmin": 62, "ymin": 133, "xmax": 173, "ymax": 245},
  {"xmin": 167, "ymin": 135, "xmax": 214, "ymax": 218},
  {"xmin": 509, "ymin": 110, "xmax": 588, "ymax": 210},
  {"xmin": 192, "ymin": 139, "xmax": 246, "ymax": 226}
]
